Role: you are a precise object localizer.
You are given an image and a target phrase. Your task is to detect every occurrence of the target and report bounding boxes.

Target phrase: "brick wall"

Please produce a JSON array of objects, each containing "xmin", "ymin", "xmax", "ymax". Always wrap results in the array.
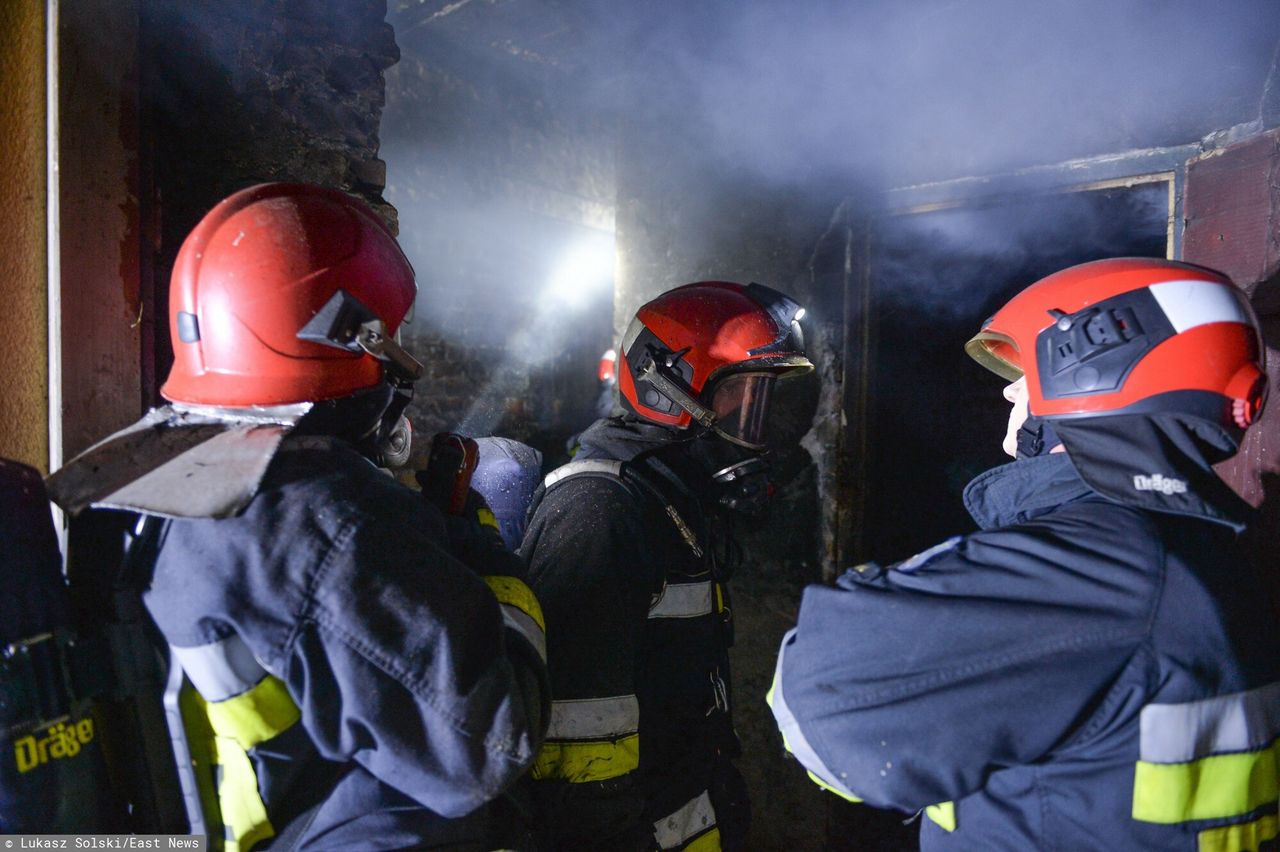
[{"xmin": 142, "ymin": 0, "xmax": 401, "ymax": 399}]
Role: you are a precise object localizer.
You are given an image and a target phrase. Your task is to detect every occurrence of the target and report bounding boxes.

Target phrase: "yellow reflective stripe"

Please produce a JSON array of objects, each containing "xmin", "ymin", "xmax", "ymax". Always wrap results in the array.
[
  {"xmin": 477, "ymin": 507, "xmax": 499, "ymax": 531},
  {"xmin": 807, "ymin": 769, "xmax": 862, "ymax": 803},
  {"xmin": 181, "ymin": 683, "xmax": 276, "ymax": 852},
  {"xmin": 1132, "ymin": 740, "xmax": 1278, "ymax": 823},
  {"xmin": 1197, "ymin": 811, "xmax": 1279, "ymax": 852},
  {"xmin": 926, "ymin": 801, "xmax": 956, "ymax": 832},
  {"xmin": 714, "ymin": 583, "xmax": 724, "ymax": 614},
  {"xmin": 214, "ymin": 734, "xmax": 275, "ymax": 852},
  {"xmin": 204, "ymin": 675, "xmax": 301, "ymax": 751},
  {"xmin": 178, "ymin": 684, "xmax": 224, "ymax": 849},
  {"xmin": 685, "ymin": 827, "xmax": 721, "ymax": 852},
  {"xmin": 531, "ymin": 733, "xmax": 639, "ymax": 783},
  {"xmin": 482, "ymin": 575, "xmax": 546, "ymax": 633}
]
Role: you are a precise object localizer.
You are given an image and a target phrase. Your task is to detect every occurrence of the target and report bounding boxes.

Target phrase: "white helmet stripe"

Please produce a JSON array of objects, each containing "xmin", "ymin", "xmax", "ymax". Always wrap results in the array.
[
  {"xmin": 621, "ymin": 316, "xmax": 646, "ymax": 355},
  {"xmin": 1149, "ymin": 280, "xmax": 1251, "ymax": 334}
]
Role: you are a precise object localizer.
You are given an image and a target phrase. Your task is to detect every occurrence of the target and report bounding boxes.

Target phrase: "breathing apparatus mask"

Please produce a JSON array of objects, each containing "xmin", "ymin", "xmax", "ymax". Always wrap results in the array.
[
  {"xmin": 295, "ymin": 288, "xmax": 424, "ymax": 468},
  {"xmin": 688, "ymin": 435, "xmax": 774, "ymax": 516}
]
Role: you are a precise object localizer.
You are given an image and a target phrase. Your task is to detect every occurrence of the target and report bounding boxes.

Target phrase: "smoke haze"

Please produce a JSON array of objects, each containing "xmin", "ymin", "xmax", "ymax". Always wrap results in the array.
[{"xmin": 578, "ymin": 0, "xmax": 1279, "ymax": 185}]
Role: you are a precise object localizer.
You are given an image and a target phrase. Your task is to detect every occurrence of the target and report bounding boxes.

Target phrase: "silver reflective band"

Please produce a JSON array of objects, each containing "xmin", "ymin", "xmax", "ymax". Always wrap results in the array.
[
  {"xmin": 501, "ymin": 603, "xmax": 547, "ymax": 663},
  {"xmin": 654, "ymin": 790, "xmax": 717, "ymax": 850},
  {"xmin": 171, "ymin": 400, "xmax": 313, "ymax": 426},
  {"xmin": 770, "ymin": 628, "xmax": 861, "ymax": 801},
  {"xmin": 621, "ymin": 317, "xmax": 645, "ymax": 356},
  {"xmin": 1139, "ymin": 681, "xmax": 1280, "ymax": 764},
  {"xmin": 1148, "ymin": 279, "xmax": 1252, "ymax": 334},
  {"xmin": 171, "ymin": 633, "xmax": 267, "ymax": 702},
  {"xmin": 544, "ymin": 458, "xmax": 624, "ymax": 490},
  {"xmin": 649, "ymin": 581, "xmax": 714, "ymax": 619},
  {"xmin": 547, "ymin": 694, "xmax": 640, "ymax": 740}
]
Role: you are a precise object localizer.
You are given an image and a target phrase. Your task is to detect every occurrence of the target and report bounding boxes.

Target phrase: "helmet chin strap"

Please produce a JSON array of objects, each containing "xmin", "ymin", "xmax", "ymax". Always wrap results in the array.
[{"xmin": 1016, "ymin": 417, "xmax": 1061, "ymax": 460}]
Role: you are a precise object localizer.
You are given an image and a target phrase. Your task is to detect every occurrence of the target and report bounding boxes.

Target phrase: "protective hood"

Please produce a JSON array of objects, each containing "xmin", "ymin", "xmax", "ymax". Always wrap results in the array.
[
  {"xmin": 1052, "ymin": 413, "xmax": 1254, "ymax": 532},
  {"xmin": 45, "ymin": 404, "xmax": 309, "ymax": 519},
  {"xmin": 572, "ymin": 415, "xmax": 686, "ymax": 463}
]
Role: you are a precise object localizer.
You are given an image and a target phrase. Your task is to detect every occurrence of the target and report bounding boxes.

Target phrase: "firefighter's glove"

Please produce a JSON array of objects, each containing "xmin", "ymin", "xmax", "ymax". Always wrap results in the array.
[{"xmin": 444, "ymin": 488, "xmax": 526, "ymax": 579}]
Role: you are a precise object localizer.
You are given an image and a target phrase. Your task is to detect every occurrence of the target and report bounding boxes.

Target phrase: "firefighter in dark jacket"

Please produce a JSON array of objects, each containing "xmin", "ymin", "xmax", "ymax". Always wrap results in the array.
[
  {"xmin": 770, "ymin": 258, "xmax": 1280, "ymax": 850},
  {"xmin": 46, "ymin": 183, "xmax": 549, "ymax": 849},
  {"xmin": 522, "ymin": 281, "xmax": 813, "ymax": 851}
]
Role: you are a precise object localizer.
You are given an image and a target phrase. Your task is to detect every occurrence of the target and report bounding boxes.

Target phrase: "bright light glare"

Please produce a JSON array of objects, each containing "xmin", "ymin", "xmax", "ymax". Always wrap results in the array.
[
  {"xmin": 547, "ymin": 240, "xmax": 614, "ymax": 307},
  {"xmin": 794, "ymin": 307, "xmax": 806, "ymax": 321}
]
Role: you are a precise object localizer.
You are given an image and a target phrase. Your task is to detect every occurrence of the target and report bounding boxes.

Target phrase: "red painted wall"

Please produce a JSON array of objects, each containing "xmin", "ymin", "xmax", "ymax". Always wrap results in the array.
[{"xmin": 1184, "ymin": 127, "xmax": 1280, "ymax": 578}]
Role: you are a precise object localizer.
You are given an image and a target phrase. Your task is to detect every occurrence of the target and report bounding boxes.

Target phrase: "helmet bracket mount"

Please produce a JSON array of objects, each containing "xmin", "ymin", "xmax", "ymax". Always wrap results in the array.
[
  {"xmin": 298, "ymin": 289, "xmax": 423, "ymax": 387},
  {"xmin": 638, "ymin": 348, "xmax": 717, "ymax": 429},
  {"xmin": 355, "ymin": 322, "xmax": 424, "ymax": 386}
]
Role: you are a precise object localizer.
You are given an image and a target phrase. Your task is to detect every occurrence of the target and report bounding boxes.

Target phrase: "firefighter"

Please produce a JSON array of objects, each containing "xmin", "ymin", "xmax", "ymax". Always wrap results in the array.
[
  {"xmin": 770, "ymin": 258, "xmax": 1280, "ymax": 850},
  {"xmin": 522, "ymin": 281, "xmax": 813, "ymax": 851},
  {"xmin": 46, "ymin": 183, "xmax": 548, "ymax": 849},
  {"xmin": 471, "ymin": 436, "xmax": 544, "ymax": 552}
]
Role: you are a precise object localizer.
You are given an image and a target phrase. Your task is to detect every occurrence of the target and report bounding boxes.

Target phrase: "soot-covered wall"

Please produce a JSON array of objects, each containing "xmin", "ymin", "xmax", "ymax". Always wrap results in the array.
[
  {"xmin": 142, "ymin": 0, "xmax": 399, "ymax": 399},
  {"xmin": 380, "ymin": 24, "xmax": 618, "ymax": 472}
]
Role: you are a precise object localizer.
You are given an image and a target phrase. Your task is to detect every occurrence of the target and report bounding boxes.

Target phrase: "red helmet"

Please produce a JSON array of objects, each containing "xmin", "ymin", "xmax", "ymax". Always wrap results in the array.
[
  {"xmin": 598, "ymin": 349, "xmax": 618, "ymax": 385},
  {"xmin": 161, "ymin": 183, "xmax": 421, "ymax": 407},
  {"xmin": 617, "ymin": 281, "xmax": 812, "ymax": 449},
  {"xmin": 965, "ymin": 258, "xmax": 1266, "ymax": 430}
]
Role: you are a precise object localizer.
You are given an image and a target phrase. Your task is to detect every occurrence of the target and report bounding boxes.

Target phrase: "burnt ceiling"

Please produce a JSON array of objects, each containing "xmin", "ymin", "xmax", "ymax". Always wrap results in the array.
[{"xmin": 388, "ymin": 0, "xmax": 1280, "ymax": 186}]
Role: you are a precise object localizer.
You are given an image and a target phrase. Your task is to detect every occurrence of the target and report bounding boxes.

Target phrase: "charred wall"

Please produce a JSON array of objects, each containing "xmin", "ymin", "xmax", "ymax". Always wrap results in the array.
[
  {"xmin": 380, "ymin": 35, "xmax": 618, "ymax": 470},
  {"xmin": 141, "ymin": 0, "xmax": 399, "ymax": 402}
]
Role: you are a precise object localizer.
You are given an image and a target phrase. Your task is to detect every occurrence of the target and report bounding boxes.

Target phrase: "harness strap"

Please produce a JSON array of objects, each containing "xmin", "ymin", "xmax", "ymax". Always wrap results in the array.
[{"xmin": 538, "ymin": 458, "xmax": 704, "ymax": 558}]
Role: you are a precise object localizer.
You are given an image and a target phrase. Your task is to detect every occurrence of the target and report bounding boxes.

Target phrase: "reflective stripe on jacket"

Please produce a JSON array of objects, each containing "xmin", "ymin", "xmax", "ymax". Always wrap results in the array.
[
  {"xmin": 171, "ymin": 634, "xmax": 305, "ymax": 851},
  {"xmin": 144, "ymin": 439, "xmax": 548, "ymax": 849},
  {"xmin": 523, "ymin": 419, "xmax": 746, "ymax": 851},
  {"xmin": 772, "ymin": 452, "xmax": 1280, "ymax": 850}
]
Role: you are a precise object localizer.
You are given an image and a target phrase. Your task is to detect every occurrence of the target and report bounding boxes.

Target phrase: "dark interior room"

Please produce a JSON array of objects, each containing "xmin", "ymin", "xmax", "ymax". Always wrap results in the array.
[{"xmin": 3, "ymin": 1, "xmax": 1280, "ymax": 848}]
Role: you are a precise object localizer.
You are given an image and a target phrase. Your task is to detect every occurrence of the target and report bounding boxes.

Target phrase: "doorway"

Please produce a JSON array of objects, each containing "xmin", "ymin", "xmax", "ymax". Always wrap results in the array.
[{"xmin": 862, "ymin": 180, "xmax": 1171, "ymax": 563}]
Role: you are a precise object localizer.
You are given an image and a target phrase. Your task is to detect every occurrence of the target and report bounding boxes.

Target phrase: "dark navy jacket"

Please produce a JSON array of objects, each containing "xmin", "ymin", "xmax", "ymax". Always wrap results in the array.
[
  {"xmin": 522, "ymin": 418, "xmax": 747, "ymax": 851},
  {"xmin": 144, "ymin": 438, "xmax": 546, "ymax": 848},
  {"xmin": 771, "ymin": 452, "xmax": 1280, "ymax": 851}
]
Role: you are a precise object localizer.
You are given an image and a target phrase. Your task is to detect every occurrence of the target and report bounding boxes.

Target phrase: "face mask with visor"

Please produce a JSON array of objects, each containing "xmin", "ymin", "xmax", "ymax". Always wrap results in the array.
[{"xmin": 708, "ymin": 371, "xmax": 778, "ymax": 450}]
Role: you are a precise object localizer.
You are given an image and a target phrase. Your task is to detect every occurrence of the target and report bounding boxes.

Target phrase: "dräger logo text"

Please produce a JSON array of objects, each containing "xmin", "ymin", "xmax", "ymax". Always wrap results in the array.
[{"xmin": 1133, "ymin": 474, "xmax": 1187, "ymax": 495}]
